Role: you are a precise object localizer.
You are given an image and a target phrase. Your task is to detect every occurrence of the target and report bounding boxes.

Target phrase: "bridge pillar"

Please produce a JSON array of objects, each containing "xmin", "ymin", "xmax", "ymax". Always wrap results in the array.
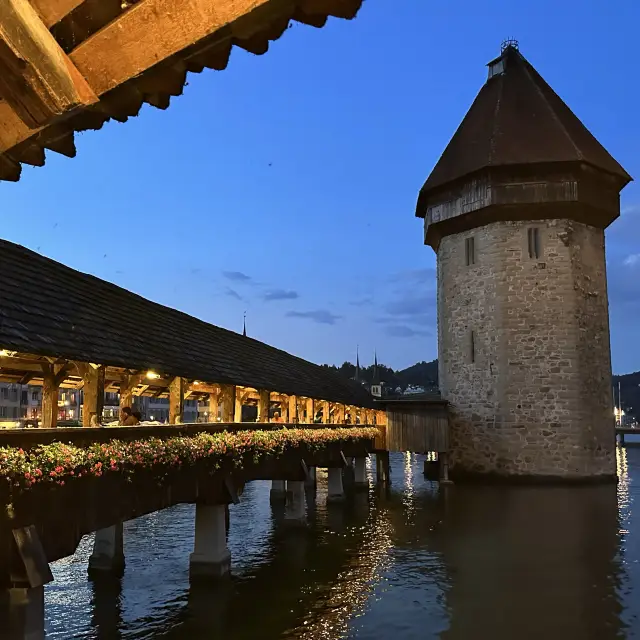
[
  {"xmin": 376, "ymin": 451, "xmax": 390, "ymax": 485},
  {"xmin": 190, "ymin": 504, "xmax": 231, "ymax": 580},
  {"xmin": 88, "ymin": 523, "xmax": 125, "ymax": 577},
  {"xmin": 305, "ymin": 467, "xmax": 317, "ymax": 491},
  {"xmin": 2, "ymin": 586, "xmax": 44, "ymax": 640},
  {"xmin": 354, "ymin": 457, "xmax": 368, "ymax": 490},
  {"xmin": 327, "ymin": 467, "xmax": 344, "ymax": 502},
  {"xmin": 270, "ymin": 480, "xmax": 287, "ymax": 503},
  {"xmin": 284, "ymin": 481, "xmax": 306, "ymax": 524}
]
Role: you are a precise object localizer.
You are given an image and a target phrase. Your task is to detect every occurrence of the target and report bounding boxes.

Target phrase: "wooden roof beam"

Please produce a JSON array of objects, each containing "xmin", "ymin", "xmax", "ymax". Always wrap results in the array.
[
  {"xmin": 0, "ymin": 0, "xmax": 300, "ymax": 153},
  {"xmin": 32, "ymin": 0, "xmax": 86, "ymax": 28},
  {"xmin": 0, "ymin": 0, "xmax": 98, "ymax": 129}
]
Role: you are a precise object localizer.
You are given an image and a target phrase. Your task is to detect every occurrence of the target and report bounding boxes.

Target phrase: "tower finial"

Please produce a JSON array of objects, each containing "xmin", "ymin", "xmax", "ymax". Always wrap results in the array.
[
  {"xmin": 355, "ymin": 345, "xmax": 360, "ymax": 382},
  {"xmin": 500, "ymin": 38, "xmax": 519, "ymax": 53},
  {"xmin": 243, "ymin": 311, "xmax": 247, "ymax": 337}
]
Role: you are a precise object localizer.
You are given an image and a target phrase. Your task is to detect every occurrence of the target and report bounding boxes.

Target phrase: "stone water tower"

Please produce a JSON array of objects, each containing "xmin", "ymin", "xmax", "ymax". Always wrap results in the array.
[{"xmin": 416, "ymin": 42, "xmax": 631, "ymax": 481}]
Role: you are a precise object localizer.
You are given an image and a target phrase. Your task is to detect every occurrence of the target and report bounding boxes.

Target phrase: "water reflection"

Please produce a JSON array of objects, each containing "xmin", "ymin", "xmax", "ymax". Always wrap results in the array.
[{"xmin": 43, "ymin": 453, "xmax": 640, "ymax": 639}]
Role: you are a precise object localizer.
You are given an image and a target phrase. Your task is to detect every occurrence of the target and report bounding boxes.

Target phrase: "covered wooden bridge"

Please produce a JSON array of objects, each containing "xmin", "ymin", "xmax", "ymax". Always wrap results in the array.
[
  {"xmin": 0, "ymin": 238, "xmax": 381, "ymax": 429},
  {"xmin": 0, "ymin": 0, "xmax": 364, "ymax": 182}
]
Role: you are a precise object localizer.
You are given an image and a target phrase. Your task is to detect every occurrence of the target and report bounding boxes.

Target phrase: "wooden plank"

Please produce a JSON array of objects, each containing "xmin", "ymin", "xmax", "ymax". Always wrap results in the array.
[
  {"xmin": 208, "ymin": 390, "xmax": 219, "ymax": 422},
  {"xmin": 257, "ymin": 389, "xmax": 270, "ymax": 423},
  {"xmin": 168, "ymin": 376, "xmax": 185, "ymax": 424},
  {"xmin": 219, "ymin": 384, "xmax": 235, "ymax": 422},
  {"xmin": 32, "ymin": 0, "xmax": 86, "ymax": 28},
  {"xmin": 0, "ymin": 0, "xmax": 98, "ymax": 128},
  {"xmin": 81, "ymin": 364, "xmax": 104, "ymax": 427},
  {"xmin": 0, "ymin": 0, "xmax": 297, "ymax": 153}
]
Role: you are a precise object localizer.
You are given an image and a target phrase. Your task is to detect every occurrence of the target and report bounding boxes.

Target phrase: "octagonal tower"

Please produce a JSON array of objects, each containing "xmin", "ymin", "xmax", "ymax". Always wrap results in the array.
[{"xmin": 416, "ymin": 42, "xmax": 631, "ymax": 481}]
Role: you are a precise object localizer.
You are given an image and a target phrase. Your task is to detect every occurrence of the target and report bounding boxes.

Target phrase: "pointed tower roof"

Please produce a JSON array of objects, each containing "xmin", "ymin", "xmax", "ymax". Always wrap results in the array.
[
  {"xmin": 372, "ymin": 351, "xmax": 380, "ymax": 385},
  {"xmin": 355, "ymin": 346, "xmax": 361, "ymax": 382},
  {"xmin": 418, "ymin": 43, "xmax": 630, "ymax": 205},
  {"xmin": 242, "ymin": 312, "xmax": 247, "ymax": 337},
  {"xmin": 416, "ymin": 42, "xmax": 631, "ymax": 249}
]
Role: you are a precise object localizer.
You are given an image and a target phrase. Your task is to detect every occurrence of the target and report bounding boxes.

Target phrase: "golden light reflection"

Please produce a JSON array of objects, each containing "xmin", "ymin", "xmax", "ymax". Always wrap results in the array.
[
  {"xmin": 402, "ymin": 453, "xmax": 415, "ymax": 521},
  {"xmin": 296, "ymin": 511, "xmax": 394, "ymax": 640},
  {"xmin": 617, "ymin": 445, "xmax": 631, "ymax": 536}
]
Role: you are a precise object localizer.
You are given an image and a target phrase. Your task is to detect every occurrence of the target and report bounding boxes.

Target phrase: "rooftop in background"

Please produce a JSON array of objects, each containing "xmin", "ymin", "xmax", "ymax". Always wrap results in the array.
[
  {"xmin": 0, "ymin": 239, "xmax": 374, "ymax": 408},
  {"xmin": 416, "ymin": 43, "xmax": 632, "ymax": 211},
  {"xmin": 0, "ymin": 0, "xmax": 363, "ymax": 182}
]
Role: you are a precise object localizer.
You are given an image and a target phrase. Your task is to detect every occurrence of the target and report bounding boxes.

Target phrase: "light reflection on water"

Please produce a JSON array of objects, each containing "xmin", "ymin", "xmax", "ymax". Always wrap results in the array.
[{"xmin": 42, "ymin": 451, "xmax": 640, "ymax": 638}]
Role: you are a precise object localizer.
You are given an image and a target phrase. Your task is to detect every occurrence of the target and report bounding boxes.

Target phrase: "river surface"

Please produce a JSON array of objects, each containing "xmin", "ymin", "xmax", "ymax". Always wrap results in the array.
[{"xmin": 43, "ymin": 447, "xmax": 640, "ymax": 639}]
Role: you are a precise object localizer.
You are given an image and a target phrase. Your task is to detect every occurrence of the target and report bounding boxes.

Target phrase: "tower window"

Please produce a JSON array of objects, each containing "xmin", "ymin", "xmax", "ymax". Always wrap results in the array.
[
  {"xmin": 470, "ymin": 330, "xmax": 476, "ymax": 364},
  {"xmin": 528, "ymin": 228, "xmax": 541, "ymax": 260},
  {"xmin": 465, "ymin": 236, "xmax": 476, "ymax": 266}
]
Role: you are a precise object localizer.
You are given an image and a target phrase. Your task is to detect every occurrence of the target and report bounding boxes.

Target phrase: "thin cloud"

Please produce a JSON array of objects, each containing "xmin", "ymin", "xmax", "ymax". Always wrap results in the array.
[
  {"xmin": 385, "ymin": 294, "xmax": 435, "ymax": 317},
  {"xmin": 225, "ymin": 287, "xmax": 243, "ymax": 301},
  {"xmin": 384, "ymin": 325, "xmax": 432, "ymax": 338},
  {"xmin": 287, "ymin": 310, "xmax": 341, "ymax": 325},
  {"xmin": 350, "ymin": 297, "xmax": 374, "ymax": 307},
  {"xmin": 388, "ymin": 268, "xmax": 436, "ymax": 284},
  {"xmin": 624, "ymin": 254, "xmax": 640, "ymax": 267},
  {"xmin": 264, "ymin": 289, "xmax": 299, "ymax": 302},
  {"xmin": 222, "ymin": 271, "xmax": 252, "ymax": 282}
]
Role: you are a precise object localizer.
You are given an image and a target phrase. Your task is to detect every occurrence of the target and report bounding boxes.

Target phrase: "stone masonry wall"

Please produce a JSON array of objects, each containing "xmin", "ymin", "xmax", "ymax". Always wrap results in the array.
[{"xmin": 437, "ymin": 219, "xmax": 615, "ymax": 479}]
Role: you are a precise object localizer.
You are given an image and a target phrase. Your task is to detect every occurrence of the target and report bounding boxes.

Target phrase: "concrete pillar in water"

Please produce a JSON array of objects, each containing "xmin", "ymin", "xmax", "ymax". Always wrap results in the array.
[
  {"xmin": 270, "ymin": 480, "xmax": 287, "ymax": 503},
  {"xmin": 439, "ymin": 452, "xmax": 454, "ymax": 485},
  {"xmin": 354, "ymin": 457, "xmax": 368, "ymax": 490},
  {"xmin": 189, "ymin": 504, "xmax": 231, "ymax": 580},
  {"xmin": 327, "ymin": 467, "xmax": 344, "ymax": 502},
  {"xmin": 305, "ymin": 467, "xmax": 317, "ymax": 491},
  {"xmin": 284, "ymin": 481, "xmax": 306, "ymax": 524},
  {"xmin": 88, "ymin": 523, "xmax": 125, "ymax": 576},
  {"xmin": 3, "ymin": 586, "xmax": 44, "ymax": 640},
  {"xmin": 376, "ymin": 451, "xmax": 390, "ymax": 485}
]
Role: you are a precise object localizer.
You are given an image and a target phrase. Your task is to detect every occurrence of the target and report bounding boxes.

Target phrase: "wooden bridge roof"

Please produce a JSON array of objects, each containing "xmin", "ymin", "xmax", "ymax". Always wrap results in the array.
[
  {"xmin": 0, "ymin": 239, "xmax": 375, "ymax": 407},
  {"xmin": 0, "ymin": 0, "xmax": 363, "ymax": 182}
]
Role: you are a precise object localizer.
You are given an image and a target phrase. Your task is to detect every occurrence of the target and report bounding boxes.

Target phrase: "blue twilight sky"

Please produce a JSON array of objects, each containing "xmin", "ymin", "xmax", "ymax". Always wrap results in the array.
[{"xmin": 2, "ymin": 0, "xmax": 639, "ymax": 373}]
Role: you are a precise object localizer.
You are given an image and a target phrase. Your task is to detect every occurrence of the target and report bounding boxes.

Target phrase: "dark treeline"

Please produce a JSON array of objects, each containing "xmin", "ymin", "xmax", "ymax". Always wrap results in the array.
[
  {"xmin": 614, "ymin": 371, "xmax": 640, "ymax": 419},
  {"xmin": 322, "ymin": 360, "xmax": 439, "ymax": 392}
]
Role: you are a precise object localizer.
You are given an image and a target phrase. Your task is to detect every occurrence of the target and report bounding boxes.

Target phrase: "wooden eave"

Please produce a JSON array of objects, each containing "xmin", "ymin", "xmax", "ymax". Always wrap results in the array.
[{"xmin": 0, "ymin": 0, "xmax": 364, "ymax": 182}]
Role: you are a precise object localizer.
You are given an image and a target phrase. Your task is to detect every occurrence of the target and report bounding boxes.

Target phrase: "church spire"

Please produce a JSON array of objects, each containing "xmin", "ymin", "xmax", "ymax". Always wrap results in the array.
[
  {"xmin": 355, "ymin": 345, "xmax": 360, "ymax": 381},
  {"xmin": 372, "ymin": 350, "xmax": 380, "ymax": 384},
  {"xmin": 242, "ymin": 311, "xmax": 247, "ymax": 337}
]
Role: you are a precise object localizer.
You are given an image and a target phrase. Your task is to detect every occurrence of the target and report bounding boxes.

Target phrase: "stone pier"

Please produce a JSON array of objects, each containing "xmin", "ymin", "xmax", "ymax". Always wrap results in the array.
[
  {"xmin": 305, "ymin": 467, "xmax": 317, "ymax": 491},
  {"xmin": 88, "ymin": 523, "xmax": 125, "ymax": 577},
  {"xmin": 327, "ymin": 467, "xmax": 344, "ymax": 502},
  {"xmin": 189, "ymin": 504, "xmax": 231, "ymax": 580},
  {"xmin": 376, "ymin": 451, "xmax": 390, "ymax": 485},
  {"xmin": 284, "ymin": 481, "xmax": 306, "ymax": 524},
  {"xmin": 354, "ymin": 457, "xmax": 368, "ymax": 490},
  {"xmin": 270, "ymin": 480, "xmax": 287, "ymax": 503},
  {"xmin": 3, "ymin": 586, "xmax": 44, "ymax": 640}
]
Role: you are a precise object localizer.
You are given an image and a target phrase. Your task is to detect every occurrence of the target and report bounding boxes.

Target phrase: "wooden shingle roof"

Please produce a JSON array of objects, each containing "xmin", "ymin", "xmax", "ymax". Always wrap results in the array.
[
  {"xmin": 0, "ymin": 0, "xmax": 364, "ymax": 182},
  {"xmin": 0, "ymin": 239, "xmax": 375, "ymax": 407},
  {"xmin": 417, "ymin": 45, "xmax": 631, "ymax": 208}
]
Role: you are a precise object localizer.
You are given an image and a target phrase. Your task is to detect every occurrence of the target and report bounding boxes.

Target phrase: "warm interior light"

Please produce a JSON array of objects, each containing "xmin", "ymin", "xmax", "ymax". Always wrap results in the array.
[
  {"xmin": 193, "ymin": 380, "xmax": 201, "ymax": 385},
  {"xmin": 0, "ymin": 349, "xmax": 16, "ymax": 357},
  {"xmin": 146, "ymin": 371, "xmax": 160, "ymax": 380}
]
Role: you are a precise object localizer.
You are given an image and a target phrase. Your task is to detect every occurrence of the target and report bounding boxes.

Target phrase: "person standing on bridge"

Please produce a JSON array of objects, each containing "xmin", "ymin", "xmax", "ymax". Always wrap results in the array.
[{"xmin": 120, "ymin": 406, "xmax": 140, "ymax": 426}]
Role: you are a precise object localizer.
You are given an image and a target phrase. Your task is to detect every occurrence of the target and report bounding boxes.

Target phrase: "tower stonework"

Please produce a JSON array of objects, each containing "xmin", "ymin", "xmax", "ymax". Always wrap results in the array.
[{"xmin": 416, "ymin": 43, "xmax": 631, "ymax": 481}]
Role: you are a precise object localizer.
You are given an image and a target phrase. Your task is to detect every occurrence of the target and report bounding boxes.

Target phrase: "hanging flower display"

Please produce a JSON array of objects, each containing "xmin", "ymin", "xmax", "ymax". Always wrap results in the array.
[{"xmin": 0, "ymin": 427, "xmax": 378, "ymax": 491}]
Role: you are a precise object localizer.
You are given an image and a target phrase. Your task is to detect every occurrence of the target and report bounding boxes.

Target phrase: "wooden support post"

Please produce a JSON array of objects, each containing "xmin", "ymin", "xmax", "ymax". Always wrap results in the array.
[
  {"xmin": 219, "ymin": 384, "xmax": 235, "ymax": 422},
  {"xmin": 337, "ymin": 404, "xmax": 346, "ymax": 425},
  {"xmin": 40, "ymin": 362, "xmax": 70, "ymax": 428},
  {"xmin": 119, "ymin": 373, "xmax": 144, "ymax": 410},
  {"xmin": 322, "ymin": 400, "xmax": 330, "ymax": 424},
  {"xmin": 280, "ymin": 396, "xmax": 289, "ymax": 422},
  {"xmin": 208, "ymin": 390, "xmax": 220, "ymax": 422},
  {"xmin": 82, "ymin": 365, "xmax": 105, "ymax": 427},
  {"xmin": 376, "ymin": 410, "xmax": 387, "ymax": 427},
  {"xmin": 258, "ymin": 390, "xmax": 270, "ymax": 423},
  {"xmin": 169, "ymin": 376, "xmax": 185, "ymax": 424},
  {"xmin": 288, "ymin": 396, "xmax": 298, "ymax": 424},
  {"xmin": 234, "ymin": 388, "xmax": 244, "ymax": 423},
  {"xmin": 0, "ymin": 0, "xmax": 98, "ymax": 128},
  {"xmin": 306, "ymin": 398, "xmax": 315, "ymax": 425}
]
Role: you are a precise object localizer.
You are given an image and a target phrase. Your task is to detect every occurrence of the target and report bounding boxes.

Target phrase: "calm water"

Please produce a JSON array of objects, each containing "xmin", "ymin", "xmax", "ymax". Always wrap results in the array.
[{"xmin": 43, "ymin": 447, "xmax": 640, "ymax": 639}]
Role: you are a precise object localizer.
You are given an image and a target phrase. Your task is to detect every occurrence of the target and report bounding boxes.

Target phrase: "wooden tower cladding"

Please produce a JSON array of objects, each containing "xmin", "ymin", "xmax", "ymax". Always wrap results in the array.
[{"xmin": 416, "ymin": 43, "xmax": 631, "ymax": 480}]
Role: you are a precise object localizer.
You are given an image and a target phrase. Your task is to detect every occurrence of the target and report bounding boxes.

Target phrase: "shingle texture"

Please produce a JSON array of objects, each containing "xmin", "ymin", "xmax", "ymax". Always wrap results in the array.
[
  {"xmin": 418, "ymin": 46, "xmax": 631, "ymax": 202},
  {"xmin": 0, "ymin": 240, "xmax": 374, "ymax": 407}
]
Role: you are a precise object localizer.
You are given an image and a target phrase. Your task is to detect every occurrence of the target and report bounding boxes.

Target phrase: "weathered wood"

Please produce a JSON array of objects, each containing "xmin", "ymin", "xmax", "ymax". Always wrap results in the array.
[
  {"xmin": 258, "ymin": 389, "xmax": 270, "ymax": 423},
  {"xmin": 119, "ymin": 372, "xmax": 143, "ymax": 409},
  {"xmin": 336, "ymin": 404, "xmax": 345, "ymax": 425},
  {"xmin": 208, "ymin": 391, "xmax": 219, "ymax": 422},
  {"xmin": 234, "ymin": 387, "xmax": 244, "ymax": 423},
  {"xmin": 169, "ymin": 376, "xmax": 185, "ymax": 424},
  {"xmin": 386, "ymin": 407, "xmax": 448, "ymax": 453},
  {"xmin": 306, "ymin": 398, "xmax": 315, "ymax": 424},
  {"xmin": 0, "ymin": 0, "xmax": 97, "ymax": 128},
  {"xmin": 32, "ymin": 0, "xmax": 86, "ymax": 28},
  {"xmin": 322, "ymin": 400, "xmax": 330, "ymax": 424},
  {"xmin": 40, "ymin": 361, "xmax": 71, "ymax": 428},
  {"xmin": 82, "ymin": 364, "xmax": 104, "ymax": 427},
  {"xmin": 288, "ymin": 395, "xmax": 298, "ymax": 423},
  {"xmin": 219, "ymin": 384, "xmax": 235, "ymax": 422}
]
